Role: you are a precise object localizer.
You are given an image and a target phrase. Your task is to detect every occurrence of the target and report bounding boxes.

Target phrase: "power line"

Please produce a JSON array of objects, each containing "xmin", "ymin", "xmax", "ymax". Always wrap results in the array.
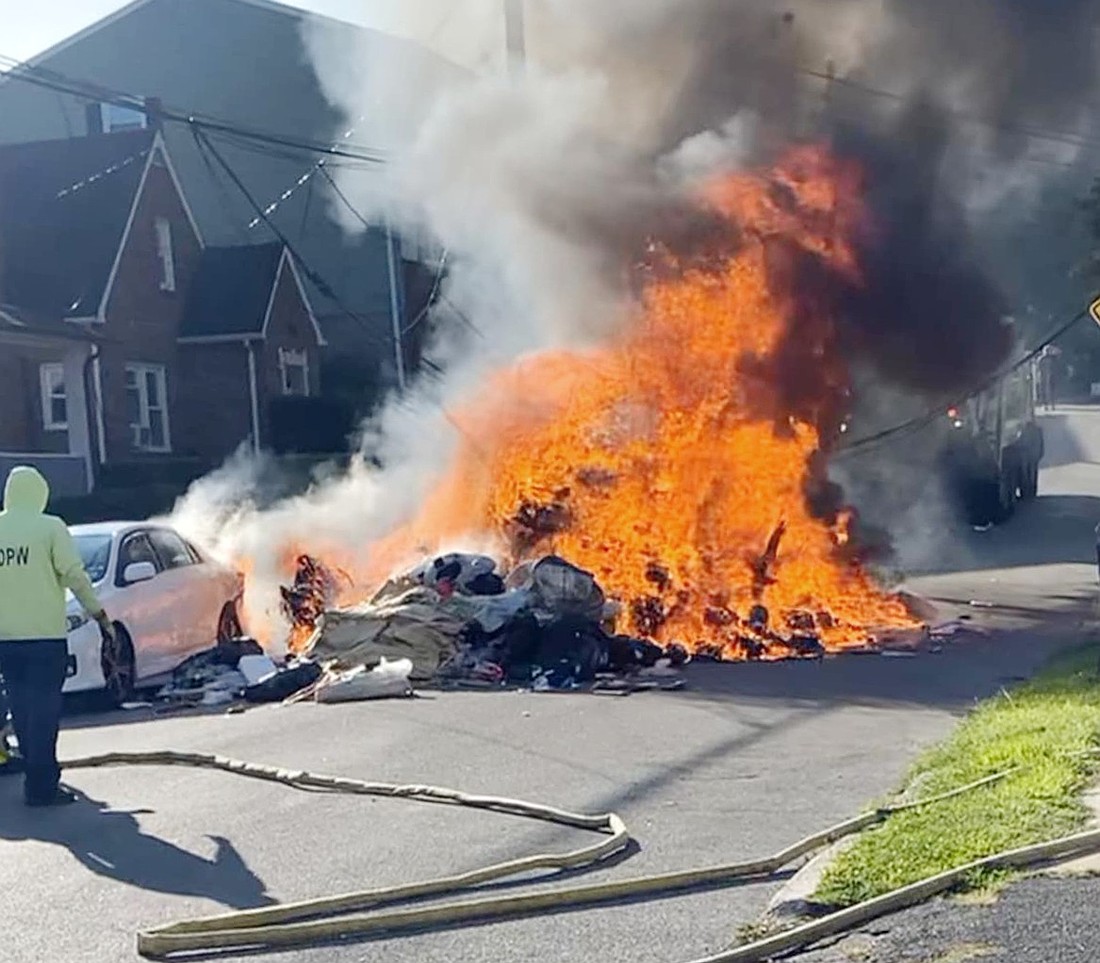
[
  {"xmin": 243, "ymin": 115, "xmax": 368, "ymax": 230},
  {"xmin": 317, "ymin": 165, "xmax": 457, "ymax": 340},
  {"xmin": 0, "ymin": 55, "xmax": 388, "ymax": 165},
  {"xmin": 54, "ymin": 147, "xmax": 148, "ymax": 198},
  {"xmin": 404, "ymin": 250, "xmax": 450, "ymax": 335},
  {"xmin": 191, "ymin": 125, "xmax": 378, "ymax": 338},
  {"xmin": 836, "ymin": 304, "xmax": 1092, "ymax": 457},
  {"xmin": 803, "ymin": 67, "xmax": 1100, "ymax": 158},
  {"xmin": 318, "ymin": 165, "xmax": 373, "ymax": 232},
  {"xmin": 191, "ymin": 127, "xmax": 251, "ymax": 244},
  {"xmin": 191, "ymin": 126, "xmax": 450, "ymax": 398},
  {"xmin": 5, "ymin": 48, "xmax": 1100, "ymax": 169}
]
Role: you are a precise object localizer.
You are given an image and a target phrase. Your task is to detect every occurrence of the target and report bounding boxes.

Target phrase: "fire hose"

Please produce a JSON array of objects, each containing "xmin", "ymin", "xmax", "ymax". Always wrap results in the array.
[{"xmin": 60, "ymin": 751, "xmax": 1100, "ymax": 961}]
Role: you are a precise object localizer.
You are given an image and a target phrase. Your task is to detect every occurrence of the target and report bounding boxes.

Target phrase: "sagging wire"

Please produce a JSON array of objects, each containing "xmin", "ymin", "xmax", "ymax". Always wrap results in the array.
[
  {"xmin": 836, "ymin": 302, "xmax": 1092, "ymax": 458},
  {"xmin": 243, "ymin": 115, "xmax": 367, "ymax": 230},
  {"xmin": 192, "ymin": 125, "xmax": 376, "ymax": 341},
  {"xmin": 315, "ymin": 165, "xmax": 463, "ymax": 342},
  {"xmin": 54, "ymin": 148, "xmax": 148, "ymax": 198},
  {"xmin": 3, "ymin": 49, "xmax": 1099, "ymax": 167},
  {"xmin": 0, "ymin": 55, "xmax": 388, "ymax": 165}
]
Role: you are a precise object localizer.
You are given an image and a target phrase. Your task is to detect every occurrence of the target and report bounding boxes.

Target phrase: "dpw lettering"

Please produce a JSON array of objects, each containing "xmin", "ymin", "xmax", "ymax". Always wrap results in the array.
[{"xmin": 0, "ymin": 546, "xmax": 30, "ymax": 566}]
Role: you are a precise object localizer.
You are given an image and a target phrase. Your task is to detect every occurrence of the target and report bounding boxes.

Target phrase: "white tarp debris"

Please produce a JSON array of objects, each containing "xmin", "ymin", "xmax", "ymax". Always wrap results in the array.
[
  {"xmin": 238, "ymin": 654, "xmax": 279, "ymax": 686},
  {"xmin": 314, "ymin": 658, "xmax": 414, "ymax": 703}
]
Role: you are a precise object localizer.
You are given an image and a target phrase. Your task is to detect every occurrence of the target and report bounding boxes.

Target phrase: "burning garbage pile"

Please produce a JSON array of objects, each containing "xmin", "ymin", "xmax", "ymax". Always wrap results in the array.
[
  {"xmin": 151, "ymin": 549, "xmax": 694, "ymax": 710},
  {"xmin": 209, "ymin": 147, "xmax": 925, "ymax": 684},
  {"xmin": 314, "ymin": 147, "xmax": 922, "ymax": 659},
  {"xmin": 285, "ymin": 551, "xmax": 689, "ymax": 695}
]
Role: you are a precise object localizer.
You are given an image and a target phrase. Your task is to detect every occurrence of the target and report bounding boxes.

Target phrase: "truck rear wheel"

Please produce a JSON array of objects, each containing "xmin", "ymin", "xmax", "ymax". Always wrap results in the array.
[
  {"xmin": 964, "ymin": 471, "xmax": 1017, "ymax": 527},
  {"xmin": 964, "ymin": 480, "xmax": 999, "ymax": 527},
  {"xmin": 993, "ymin": 467, "xmax": 1019, "ymax": 524},
  {"xmin": 1020, "ymin": 460, "xmax": 1039, "ymax": 501}
]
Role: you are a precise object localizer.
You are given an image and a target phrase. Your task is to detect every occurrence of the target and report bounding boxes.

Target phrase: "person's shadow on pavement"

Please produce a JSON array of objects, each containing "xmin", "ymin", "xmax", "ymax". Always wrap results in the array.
[{"xmin": 0, "ymin": 780, "xmax": 273, "ymax": 910}]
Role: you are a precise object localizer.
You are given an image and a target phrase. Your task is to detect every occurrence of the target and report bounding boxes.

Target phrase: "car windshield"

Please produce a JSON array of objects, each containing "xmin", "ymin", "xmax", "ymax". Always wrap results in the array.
[{"xmin": 73, "ymin": 534, "xmax": 113, "ymax": 584}]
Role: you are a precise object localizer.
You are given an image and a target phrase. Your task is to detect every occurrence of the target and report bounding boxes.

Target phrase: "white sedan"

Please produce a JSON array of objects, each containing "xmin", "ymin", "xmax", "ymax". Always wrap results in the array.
[{"xmin": 66, "ymin": 522, "xmax": 244, "ymax": 705}]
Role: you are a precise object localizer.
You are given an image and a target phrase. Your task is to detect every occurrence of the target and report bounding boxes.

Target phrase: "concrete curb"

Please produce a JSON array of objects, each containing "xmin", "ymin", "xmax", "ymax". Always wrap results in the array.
[
  {"xmin": 763, "ymin": 836, "xmax": 858, "ymax": 921},
  {"xmin": 764, "ymin": 783, "xmax": 1100, "ymax": 926},
  {"xmin": 1040, "ymin": 786, "xmax": 1100, "ymax": 878}
]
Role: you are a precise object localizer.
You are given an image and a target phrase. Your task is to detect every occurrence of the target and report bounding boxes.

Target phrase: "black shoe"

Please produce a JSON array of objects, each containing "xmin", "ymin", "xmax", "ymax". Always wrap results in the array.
[
  {"xmin": 25, "ymin": 787, "xmax": 79, "ymax": 808},
  {"xmin": 0, "ymin": 756, "xmax": 24, "ymax": 776}
]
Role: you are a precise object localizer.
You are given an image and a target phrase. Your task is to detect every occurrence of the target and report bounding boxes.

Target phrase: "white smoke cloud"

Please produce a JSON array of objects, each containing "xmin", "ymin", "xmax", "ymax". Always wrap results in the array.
[{"xmin": 171, "ymin": 0, "xmax": 756, "ymax": 641}]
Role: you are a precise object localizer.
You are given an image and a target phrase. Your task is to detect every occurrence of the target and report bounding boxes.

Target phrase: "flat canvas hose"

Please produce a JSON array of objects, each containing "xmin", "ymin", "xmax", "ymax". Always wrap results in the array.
[{"xmin": 59, "ymin": 751, "xmax": 1100, "ymax": 961}]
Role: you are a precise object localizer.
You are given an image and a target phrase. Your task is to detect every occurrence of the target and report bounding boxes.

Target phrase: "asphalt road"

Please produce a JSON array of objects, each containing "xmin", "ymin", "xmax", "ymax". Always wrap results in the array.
[
  {"xmin": 794, "ymin": 877, "xmax": 1100, "ymax": 963},
  {"xmin": 4, "ymin": 408, "xmax": 1100, "ymax": 963}
]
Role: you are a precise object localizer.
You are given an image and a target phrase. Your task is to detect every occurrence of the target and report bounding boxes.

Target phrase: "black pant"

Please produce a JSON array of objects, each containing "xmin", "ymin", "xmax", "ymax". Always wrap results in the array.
[{"xmin": 0, "ymin": 640, "xmax": 68, "ymax": 803}]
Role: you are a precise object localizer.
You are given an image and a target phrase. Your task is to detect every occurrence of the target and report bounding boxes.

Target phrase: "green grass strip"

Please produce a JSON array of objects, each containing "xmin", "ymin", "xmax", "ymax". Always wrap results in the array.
[{"xmin": 815, "ymin": 644, "xmax": 1100, "ymax": 907}]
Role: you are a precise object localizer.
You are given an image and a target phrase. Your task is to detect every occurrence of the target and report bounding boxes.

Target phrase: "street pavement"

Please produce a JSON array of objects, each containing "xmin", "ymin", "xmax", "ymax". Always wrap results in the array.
[
  {"xmin": 794, "ymin": 878, "xmax": 1100, "ymax": 963},
  {"xmin": 4, "ymin": 408, "xmax": 1100, "ymax": 963}
]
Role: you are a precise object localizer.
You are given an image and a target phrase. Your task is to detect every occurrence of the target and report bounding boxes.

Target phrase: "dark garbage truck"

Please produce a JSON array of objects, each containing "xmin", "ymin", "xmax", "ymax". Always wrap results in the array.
[{"xmin": 941, "ymin": 364, "xmax": 1044, "ymax": 528}]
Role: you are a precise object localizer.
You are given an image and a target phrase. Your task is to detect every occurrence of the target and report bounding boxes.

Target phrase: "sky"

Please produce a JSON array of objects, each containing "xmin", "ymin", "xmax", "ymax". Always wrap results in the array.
[{"xmin": 0, "ymin": 1, "xmax": 408, "ymax": 62}]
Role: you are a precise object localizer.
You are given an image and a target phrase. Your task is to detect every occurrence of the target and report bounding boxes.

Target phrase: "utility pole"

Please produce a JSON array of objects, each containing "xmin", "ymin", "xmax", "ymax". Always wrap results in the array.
[
  {"xmin": 504, "ymin": 0, "xmax": 526, "ymax": 77},
  {"xmin": 385, "ymin": 215, "xmax": 408, "ymax": 392}
]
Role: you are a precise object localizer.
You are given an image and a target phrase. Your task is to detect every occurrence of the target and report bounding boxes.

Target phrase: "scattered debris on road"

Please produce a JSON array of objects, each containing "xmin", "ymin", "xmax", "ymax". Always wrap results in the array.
[
  {"xmin": 143, "ymin": 550, "xmax": 947, "ymax": 713},
  {"xmin": 302, "ymin": 552, "xmax": 690, "ymax": 695}
]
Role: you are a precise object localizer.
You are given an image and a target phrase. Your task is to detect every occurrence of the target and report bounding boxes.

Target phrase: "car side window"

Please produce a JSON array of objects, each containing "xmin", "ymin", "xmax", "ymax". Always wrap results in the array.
[
  {"xmin": 148, "ymin": 529, "xmax": 195, "ymax": 571},
  {"xmin": 116, "ymin": 533, "xmax": 160, "ymax": 586}
]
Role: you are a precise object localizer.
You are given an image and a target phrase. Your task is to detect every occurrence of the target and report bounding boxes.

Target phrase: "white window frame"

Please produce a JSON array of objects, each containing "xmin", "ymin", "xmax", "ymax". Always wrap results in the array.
[
  {"xmin": 100, "ymin": 102, "xmax": 148, "ymax": 133},
  {"xmin": 155, "ymin": 217, "xmax": 176, "ymax": 293},
  {"xmin": 278, "ymin": 348, "xmax": 310, "ymax": 397},
  {"xmin": 39, "ymin": 363, "xmax": 67, "ymax": 432},
  {"xmin": 124, "ymin": 363, "xmax": 171, "ymax": 453}
]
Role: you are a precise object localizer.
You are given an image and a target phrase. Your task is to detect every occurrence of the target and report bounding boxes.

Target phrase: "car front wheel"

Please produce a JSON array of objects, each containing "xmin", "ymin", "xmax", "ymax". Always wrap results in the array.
[{"xmin": 100, "ymin": 624, "xmax": 136, "ymax": 709}]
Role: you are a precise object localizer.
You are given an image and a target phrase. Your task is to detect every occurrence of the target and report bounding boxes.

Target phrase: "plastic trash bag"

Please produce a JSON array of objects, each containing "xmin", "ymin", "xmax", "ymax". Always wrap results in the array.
[{"xmin": 314, "ymin": 658, "xmax": 413, "ymax": 704}]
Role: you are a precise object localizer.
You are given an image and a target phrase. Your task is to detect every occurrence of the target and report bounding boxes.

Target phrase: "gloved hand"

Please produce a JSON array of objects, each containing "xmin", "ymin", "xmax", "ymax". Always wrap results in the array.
[{"xmin": 94, "ymin": 610, "xmax": 116, "ymax": 644}]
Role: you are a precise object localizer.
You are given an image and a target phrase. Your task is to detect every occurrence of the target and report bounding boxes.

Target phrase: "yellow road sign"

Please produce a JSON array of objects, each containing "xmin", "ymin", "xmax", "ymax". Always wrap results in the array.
[{"xmin": 1090, "ymin": 296, "xmax": 1100, "ymax": 326}]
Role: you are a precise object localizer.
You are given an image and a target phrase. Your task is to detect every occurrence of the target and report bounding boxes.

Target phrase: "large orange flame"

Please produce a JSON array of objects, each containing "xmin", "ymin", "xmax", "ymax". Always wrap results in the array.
[{"xmin": 265, "ymin": 146, "xmax": 917, "ymax": 656}]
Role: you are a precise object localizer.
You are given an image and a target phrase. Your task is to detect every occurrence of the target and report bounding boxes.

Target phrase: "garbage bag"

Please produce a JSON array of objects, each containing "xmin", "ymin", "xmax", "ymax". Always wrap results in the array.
[
  {"xmin": 529, "ymin": 556, "xmax": 605, "ymax": 623},
  {"xmin": 315, "ymin": 658, "xmax": 413, "ymax": 703},
  {"xmin": 243, "ymin": 661, "xmax": 322, "ymax": 703},
  {"xmin": 606, "ymin": 635, "xmax": 665, "ymax": 670},
  {"xmin": 459, "ymin": 590, "xmax": 532, "ymax": 635},
  {"xmin": 528, "ymin": 614, "xmax": 608, "ymax": 685},
  {"xmin": 410, "ymin": 553, "xmax": 499, "ymax": 595}
]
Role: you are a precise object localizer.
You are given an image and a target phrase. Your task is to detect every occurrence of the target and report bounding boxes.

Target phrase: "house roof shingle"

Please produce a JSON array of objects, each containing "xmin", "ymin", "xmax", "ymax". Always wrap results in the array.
[
  {"xmin": 0, "ymin": 129, "xmax": 154, "ymax": 319},
  {"xmin": 179, "ymin": 242, "xmax": 285, "ymax": 339}
]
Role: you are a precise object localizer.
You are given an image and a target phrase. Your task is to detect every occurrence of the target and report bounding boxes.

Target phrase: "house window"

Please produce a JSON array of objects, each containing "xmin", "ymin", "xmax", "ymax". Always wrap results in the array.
[
  {"xmin": 100, "ymin": 102, "xmax": 147, "ymax": 133},
  {"xmin": 39, "ymin": 363, "xmax": 67, "ymax": 432},
  {"xmin": 279, "ymin": 348, "xmax": 310, "ymax": 397},
  {"xmin": 155, "ymin": 217, "xmax": 175, "ymax": 293},
  {"xmin": 125, "ymin": 363, "xmax": 170, "ymax": 452}
]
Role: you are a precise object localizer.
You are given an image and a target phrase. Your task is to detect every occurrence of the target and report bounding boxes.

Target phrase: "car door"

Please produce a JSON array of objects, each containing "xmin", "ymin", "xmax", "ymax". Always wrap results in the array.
[
  {"xmin": 114, "ymin": 531, "xmax": 176, "ymax": 679},
  {"xmin": 147, "ymin": 528, "xmax": 211, "ymax": 662}
]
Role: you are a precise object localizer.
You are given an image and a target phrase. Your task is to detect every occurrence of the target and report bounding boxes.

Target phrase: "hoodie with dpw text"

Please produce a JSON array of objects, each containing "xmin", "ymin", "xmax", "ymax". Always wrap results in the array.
[{"xmin": 0, "ymin": 466, "xmax": 102, "ymax": 641}]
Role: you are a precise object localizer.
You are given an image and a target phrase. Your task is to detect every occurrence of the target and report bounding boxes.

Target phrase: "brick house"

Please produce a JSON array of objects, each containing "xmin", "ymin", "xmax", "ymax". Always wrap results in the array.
[
  {"xmin": 177, "ymin": 243, "xmax": 324, "ymax": 455},
  {"xmin": 0, "ymin": 0, "xmax": 462, "ymax": 398},
  {"xmin": 0, "ymin": 126, "xmax": 323, "ymax": 496}
]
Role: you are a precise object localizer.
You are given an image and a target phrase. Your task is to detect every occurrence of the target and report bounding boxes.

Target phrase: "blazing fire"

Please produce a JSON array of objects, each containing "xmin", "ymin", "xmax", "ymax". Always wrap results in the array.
[{"xmin": 264, "ymin": 146, "xmax": 917, "ymax": 657}]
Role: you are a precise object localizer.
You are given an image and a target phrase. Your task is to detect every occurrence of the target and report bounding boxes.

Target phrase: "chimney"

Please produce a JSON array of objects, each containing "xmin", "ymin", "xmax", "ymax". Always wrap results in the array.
[
  {"xmin": 504, "ymin": 0, "xmax": 526, "ymax": 78},
  {"xmin": 85, "ymin": 102, "xmax": 104, "ymax": 136},
  {"xmin": 144, "ymin": 97, "xmax": 163, "ymax": 132}
]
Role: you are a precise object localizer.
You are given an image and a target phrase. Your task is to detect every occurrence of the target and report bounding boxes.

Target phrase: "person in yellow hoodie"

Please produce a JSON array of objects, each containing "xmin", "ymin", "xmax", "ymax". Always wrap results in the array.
[{"xmin": 0, "ymin": 466, "xmax": 114, "ymax": 807}]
